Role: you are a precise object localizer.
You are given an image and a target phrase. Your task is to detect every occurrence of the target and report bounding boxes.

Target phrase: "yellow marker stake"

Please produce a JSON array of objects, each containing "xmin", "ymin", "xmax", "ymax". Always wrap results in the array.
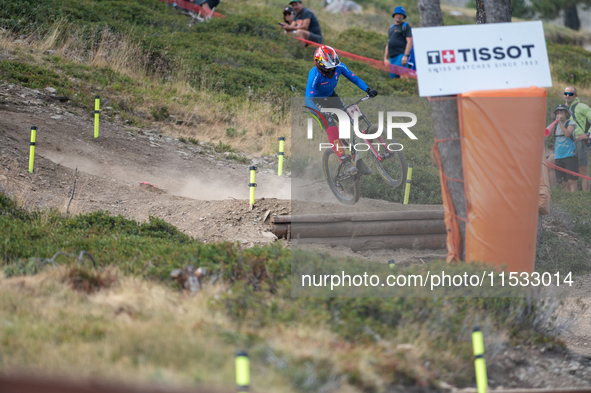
[
  {"xmin": 403, "ymin": 164, "xmax": 413, "ymax": 204},
  {"xmin": 29, "ymin": 126, "xmax": 37, "ymax": 173},
  {"xmin": 472, "ymin": 326, "xmax": 488, "ymax": 393},
  {"xmin": 94, "ymin": 95, "xmax": 100, "ymax": 138},
  {"xmin": 235, "ymin": 350, "xmax": 250, "ymax": 391},
  {"xmin": 249, "ymin": 166, "xmax": 257, "ymax": 210},
  {"xmin": 278, "ymin": 137, "xmax": 285, "ymax": 176}
]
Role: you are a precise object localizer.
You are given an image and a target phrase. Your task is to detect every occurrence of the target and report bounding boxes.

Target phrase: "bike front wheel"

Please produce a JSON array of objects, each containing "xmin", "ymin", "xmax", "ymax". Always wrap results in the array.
[
  {"xmin": 323, "ymin": 148, "xmax": 360, "ymax": 205},
  {"xmin": 371, "ymin": 137, "xmax": 407, "ymax": 188}
]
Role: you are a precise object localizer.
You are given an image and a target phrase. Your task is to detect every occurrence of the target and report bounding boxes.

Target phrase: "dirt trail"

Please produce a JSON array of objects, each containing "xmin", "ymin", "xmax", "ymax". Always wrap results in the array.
[{"xmin": 0, "ymin": 83, "xmax": 439, "ymax": 247}]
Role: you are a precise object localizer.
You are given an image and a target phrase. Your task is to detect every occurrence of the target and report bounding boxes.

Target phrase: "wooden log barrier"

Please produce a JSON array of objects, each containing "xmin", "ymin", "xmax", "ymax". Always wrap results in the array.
[
  {"xmin": 272, "ymin": 210, "xmax": 447, "ymax": 251},
  {"xmin": 272, "ymin": 210, "xmax": 444, "ymax": 224},
  {"xmin": 275, "ymin": 219, "xmax": 445, "ymax": 239}
]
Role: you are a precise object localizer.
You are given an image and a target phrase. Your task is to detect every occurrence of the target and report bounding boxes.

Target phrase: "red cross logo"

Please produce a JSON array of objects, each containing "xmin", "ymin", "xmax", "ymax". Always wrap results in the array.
[{"xmin": 442, "ymin": 50, "xmax": 455, "ymax": 63}]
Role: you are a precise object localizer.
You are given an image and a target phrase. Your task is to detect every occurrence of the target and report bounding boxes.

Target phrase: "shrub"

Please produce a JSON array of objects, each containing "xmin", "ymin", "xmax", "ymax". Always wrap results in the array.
[{"xmin": 226, "ymin": 127, "xmax": 237, "ymax": 138}]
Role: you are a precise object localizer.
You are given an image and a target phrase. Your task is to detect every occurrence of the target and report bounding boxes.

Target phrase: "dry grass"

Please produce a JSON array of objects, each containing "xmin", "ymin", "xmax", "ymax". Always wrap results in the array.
[
  {"xmin": 0, "ymin": 268, "xmax": 299, "ymax": 392},
  {"xmin": 0, "ymin": 268, "xmax": 437, "ymax": 393},
  {"xmin": 0, "ymin": 26, "xmax": 291, "ymax": 156},
  {"xmin": 0, "ymin": 266, "xmax": 492, "ymax": 392}
]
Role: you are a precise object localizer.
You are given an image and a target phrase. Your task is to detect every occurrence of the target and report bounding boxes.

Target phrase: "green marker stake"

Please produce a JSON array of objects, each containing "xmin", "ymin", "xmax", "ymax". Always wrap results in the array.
[
  {"xmin": 472, "ymin": 326, "xmax": 488, "ymax": 393},
  {"xmin": 249, "ymin": 166, "xmax": 257, "ymax": 210},
  {"xmin": 94, "ymin": 95, "xmax": 100, "ymax": 138},
  {"xmin": 29, "ymin": 126, "xmax": 37, "ymax": 173},
  {"xmin": 278, "ymin": 137, "xmax": 285, "ymax": 176},
  {"xmin": 235, "ymin": 350, "xmax": 250, "ymax": 391},
  {"xmin": 403, "ymin": 164, "xmax": 413, "ymax": 204}
]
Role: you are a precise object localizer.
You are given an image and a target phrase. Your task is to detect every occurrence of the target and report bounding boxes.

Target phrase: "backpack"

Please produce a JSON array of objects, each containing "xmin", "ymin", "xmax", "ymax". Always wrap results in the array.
[
  {"xmin": 390, "ymin": 23, "xmax": 416, "ymax": 71},
  {"xmin": 402, "ymin": 23, "xmax": 416, "ymax": 70},
  {"xmin": 569, "ymin": 102, "xmax": 591, "ymax": 148}
]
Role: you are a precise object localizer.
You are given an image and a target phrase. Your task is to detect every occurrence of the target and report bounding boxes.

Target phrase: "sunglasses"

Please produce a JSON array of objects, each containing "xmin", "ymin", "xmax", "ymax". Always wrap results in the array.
[{"xmin": 564, "ymin": 92, "xmax": 575, "ymax": 96}]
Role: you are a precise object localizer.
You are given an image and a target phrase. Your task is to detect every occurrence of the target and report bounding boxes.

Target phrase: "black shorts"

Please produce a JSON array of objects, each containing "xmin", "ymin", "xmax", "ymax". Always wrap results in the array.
[
  {"xmin": 307, "ymin": 32, "xmax": 323, "ymax": 44},
  {"xmin": 555, "ymin": 156, "xmax": 578, "ymax": 182},
  {"xmin": 311, "ymin": 91, "xmax": 346, "ymax": 129}
]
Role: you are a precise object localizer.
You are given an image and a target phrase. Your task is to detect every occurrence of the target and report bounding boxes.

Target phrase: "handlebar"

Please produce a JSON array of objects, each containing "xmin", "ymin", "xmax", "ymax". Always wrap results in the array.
[{"xmin": 345, "ymin": 95, "xmax": 371, "ymax": 110}]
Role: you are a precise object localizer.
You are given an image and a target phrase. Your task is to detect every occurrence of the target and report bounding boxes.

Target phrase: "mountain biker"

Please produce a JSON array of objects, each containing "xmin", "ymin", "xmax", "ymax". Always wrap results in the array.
[{"xmin": 305, "ymin": 45, "xmax": 378, "ymax": 176}]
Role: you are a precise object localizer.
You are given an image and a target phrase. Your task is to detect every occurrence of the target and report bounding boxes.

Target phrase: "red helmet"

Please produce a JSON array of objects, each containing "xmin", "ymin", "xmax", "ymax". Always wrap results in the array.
[{"xmin": 314, "ymin": 45, "xmax": 340, "ymax": 78}]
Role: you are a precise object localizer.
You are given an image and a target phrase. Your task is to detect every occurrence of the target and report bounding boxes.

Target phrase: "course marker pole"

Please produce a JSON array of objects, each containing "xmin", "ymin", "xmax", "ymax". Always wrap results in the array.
[
  {"xmin": 278, "ymin": 137, "xmax": 285, "ymax": 176},
  {"xmin": 472, "ymin": 326, "xmax": 488, "ymax": 393},
  {"xmin": 249, "ymin": 166, "xmax": 257, "ymax": 210},
  {"xmin": 94, "ymin": 95, "xmax": 100, "ymax": 138},
  {"xmin": 29, "ymin": 126, "xmax": 37, "ymax": 173},
  {"xmin": 403, "ymin": 164, "xmax": 413, "ymax": 204},
  {"xmin": 235, "ymin": 350, "xmax": 250, "ymax": 391}
]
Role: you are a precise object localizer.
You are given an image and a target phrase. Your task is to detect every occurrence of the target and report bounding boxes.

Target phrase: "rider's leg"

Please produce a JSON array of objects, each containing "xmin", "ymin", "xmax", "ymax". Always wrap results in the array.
[
  {"xmin": 316, "ymin": 93, "xmax": 358, "ymax": 176},
  {"xmin": 326, "ymin": 125, "xmax": 357, "ymax": 176}
]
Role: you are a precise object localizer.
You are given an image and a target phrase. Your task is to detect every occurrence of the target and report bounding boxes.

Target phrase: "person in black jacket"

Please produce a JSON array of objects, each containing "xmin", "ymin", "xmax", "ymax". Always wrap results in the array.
[{"xmin": 280, "ymin": 0, "xmax": 323, "ymax": 44}]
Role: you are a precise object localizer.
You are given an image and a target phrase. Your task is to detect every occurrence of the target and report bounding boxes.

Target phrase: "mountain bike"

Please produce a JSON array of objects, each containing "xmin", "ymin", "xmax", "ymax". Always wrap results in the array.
[{"xmin": 322, "ymin": 95, "xmax": 407, "ymax": 205}]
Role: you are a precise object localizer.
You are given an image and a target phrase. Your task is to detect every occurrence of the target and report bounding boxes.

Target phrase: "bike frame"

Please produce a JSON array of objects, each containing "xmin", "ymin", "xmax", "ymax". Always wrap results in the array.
[{"xmin": 342, "ymin": 95, "xmax": 397, "ymax": 163}]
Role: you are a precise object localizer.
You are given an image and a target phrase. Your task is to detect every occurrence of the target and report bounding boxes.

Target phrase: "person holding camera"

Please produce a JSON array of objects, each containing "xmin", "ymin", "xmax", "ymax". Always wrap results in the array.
[
  {"xmin": 279, "ymin": 0, "xmax": 323, "ymax": 44},
  {"xmin": 564, "ymin": 86, "xmax": 591, "ymax": 191}
]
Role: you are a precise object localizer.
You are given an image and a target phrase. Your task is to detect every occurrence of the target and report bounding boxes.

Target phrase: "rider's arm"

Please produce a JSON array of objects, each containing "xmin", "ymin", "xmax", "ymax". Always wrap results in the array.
[
  {"xmin": 338, "ymin": 63, "xmax": 368, "ymax": 92},
  {"xmin": 305, "ymin": 69, "xmax": 320, "ymax": 108}
]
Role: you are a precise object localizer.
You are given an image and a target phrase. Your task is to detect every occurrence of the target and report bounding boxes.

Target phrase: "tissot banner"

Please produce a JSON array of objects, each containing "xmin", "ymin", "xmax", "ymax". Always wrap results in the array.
[{"xmin": 413, "ymin": 21, "xmax": 552, "ymax": 96}]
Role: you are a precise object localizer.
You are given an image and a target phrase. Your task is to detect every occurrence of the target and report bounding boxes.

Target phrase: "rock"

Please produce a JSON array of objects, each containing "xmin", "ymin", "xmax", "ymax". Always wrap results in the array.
[
  {"xmin": 170, "ymin": 268, "xmax": 183, "ymax": 278},
  {"xmin": 50, "ymin": 115, "xmax": 62, "ymax": 120},
  {"xmin": 170, "ymin": 265, "xmax": 207, "ymax": 293},
  {"xmin": 50, "ymin": 95, "xmax": 71, "ymax": 102},
  {"xmin": 262, "ymin": 231, "xmax": 278, "ymax": 240},
  {"xmin": 44, "ymin": 87, "xmax": 57, "ymax": 93},
  {"xmin": 139, "ymin": 182, "xmax": 165, "ymax": 193},
  {"xmin": 396, "ymin": 343, "xmax": 414, "ymax": 351},
  {"xmin": 324, "ymin": 0, "xmax": 362, "ymax": 14}
]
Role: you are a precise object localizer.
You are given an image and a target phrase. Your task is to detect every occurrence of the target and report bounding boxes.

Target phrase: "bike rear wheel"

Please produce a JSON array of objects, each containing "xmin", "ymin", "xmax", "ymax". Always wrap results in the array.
[
  {"xmin": 323, "ymin": 148, "xmax": 361, "ymax": 205},
  {"xmin": 371, "ymin": 137, "xmax": 407, "ymax": 188}
]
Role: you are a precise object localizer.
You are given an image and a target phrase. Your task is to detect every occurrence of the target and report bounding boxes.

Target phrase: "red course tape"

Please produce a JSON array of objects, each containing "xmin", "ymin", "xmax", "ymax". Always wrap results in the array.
[
  {"xmin": 294, "ymin": 37, "xmax": 418, "ymax": 79},
  {"xmin": 547, "ymin": 161, "xmax": 591, "ymax": 181},
  {"xmin": 155, "ymin": 5, "xmax": 415, "ymax": 78},
  {"xmin": 158, "ymin": 0, "xmax": 224, "ymax": 18}
]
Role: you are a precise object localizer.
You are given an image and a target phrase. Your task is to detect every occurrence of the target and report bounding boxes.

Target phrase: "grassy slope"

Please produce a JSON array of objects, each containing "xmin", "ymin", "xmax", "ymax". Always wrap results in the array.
[{"xmin": 0, "ymin": 191, "xmax": 571, "ymax": 391}]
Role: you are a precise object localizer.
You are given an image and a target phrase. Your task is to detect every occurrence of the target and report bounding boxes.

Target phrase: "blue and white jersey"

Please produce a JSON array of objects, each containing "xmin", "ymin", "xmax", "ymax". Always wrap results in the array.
[{"xmin": 304, "ymin": 63, "xmax": 368, "ymax": 108}]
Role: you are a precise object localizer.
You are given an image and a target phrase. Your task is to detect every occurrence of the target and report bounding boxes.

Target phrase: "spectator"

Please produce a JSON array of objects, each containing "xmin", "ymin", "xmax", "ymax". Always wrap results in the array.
[
  {"xmin": 383, "ymin": 6, "xmax": 414, "ymax": 78},
  {"xmin": 280, "ymin": 0, "xmax": 323, "ymax": 44},
  {"xmin": 551, "ymin": 104, "xmax": 578, "ymax": 193},
  {"xmin": 280, "ymin": 6, "xmax": 298, "ymax": 33},
  {"xmin": 193, "ymin": 0, "xmax": 219, "ymax": 19},
  {"xmin": 564, "ymin": 86, "xmax": 591, "ymax": 191}
]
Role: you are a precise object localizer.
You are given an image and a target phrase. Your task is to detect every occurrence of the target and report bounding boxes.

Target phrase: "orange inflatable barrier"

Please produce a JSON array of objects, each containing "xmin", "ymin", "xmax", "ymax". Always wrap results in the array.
[{"xmin": 445, "ymin": 87, "xmax": 547, "ymax": 272}]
